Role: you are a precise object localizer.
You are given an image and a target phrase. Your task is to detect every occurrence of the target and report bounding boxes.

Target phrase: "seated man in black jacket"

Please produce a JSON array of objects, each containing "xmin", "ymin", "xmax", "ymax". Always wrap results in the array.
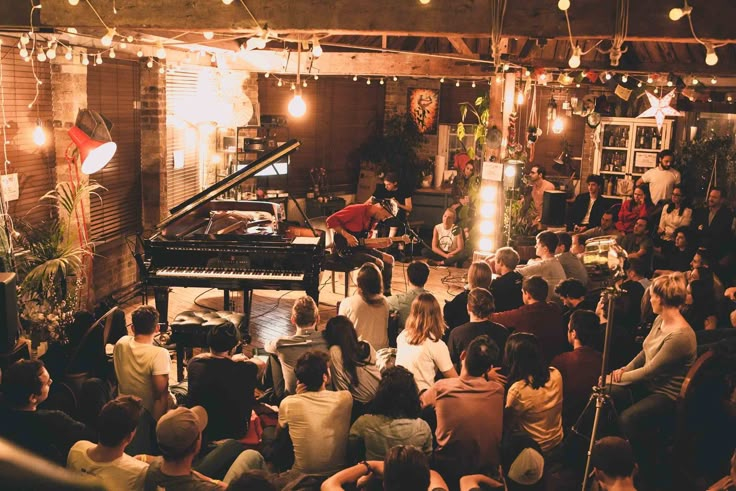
[
  {"xmin": 443, "ymin": 261, "xmax": 493, "ymax": 333},
  {"xmin": 569, "ymin": 174, "xmax": 612, "ymax": 232},
  {"xmin": 489, "ymin": 246, "xmax": 524, "ymax": 312}
]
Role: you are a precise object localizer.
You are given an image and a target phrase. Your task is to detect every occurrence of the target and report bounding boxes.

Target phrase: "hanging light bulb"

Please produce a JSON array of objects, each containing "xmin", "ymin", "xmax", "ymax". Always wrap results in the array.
[
  {"xmin": 471, "ymin": 80, "xmax": 476, "ymax": 88},
  {"xmin": 146, "ymin": 58, "xmax": 153, "ymax": 68},
  {"xmin": 223, "ymin": 0, "xmax": 235, "ymax": 4},
  {"xmin": 210, "ymin": 53, "xmax": 217, "ymax": 63},
  {"xmin": 303, "ymin": 80, "xmax": 308, "ymax": 87},
  {"xmin": 314, "ymin": 74, "xmax": 319, "ymax": 80},
  {"xmin": 419, "ymin": 0, "xmax": 431, "ymax": 4},
  {"xmin": 568, "ymin": 45, "xmax": 581, "ymax": 68},
  {"xmin": 646, "ymin": 75, "xmax": 654, "ymax": 84},
  {"xmin": 101, "ymin": 28, "xmax": 115, "ymax": 47},
  {"xmin": 277, "ymin": 79, "xmax": 283, "ymax": 87},
  {"xmin": 637, "ymin": 81, "xmax": 642, "ymax": 88},
  {"xmin": 119, "ymin": 41, "xmax": 127, "ymax": 49},
  {"xmin": 159, "ymin": 66, "xmax": 165, "ymax": 74},
  {"xmin": 20, "ymin": 33, "xmax": 29, "ymax": 45},
  {"xmin": 126, "ymin": 35, "xmax": 134, "ymax": 43},
  {"xmin": 366, "ymin": 79, "xmax": 371, "ymax": 85},
  {"xmin": 288, "ymin": 94, "xmax": 306, "ymax": 117},
  {"xmin": 353, "ymin": 75, "xmax": 358, "ymax": 81},
  {"xmin": 32, "ymin": 119, "xmax": 45, "ymax": 146},
  {"xmin": 516, "ymin": 91, "xmax": 524, "ymax": 105},
  {"xmin": 81, "ymin": 54, "xmax": 89, "ymax": 65},
  {"xmin": 654, "ymin": 87, "xmax": 659, "ymax": 94},
  {"xmin": 621, "ymin": 74, "xmax": 628, "ymax": 83},
  {"xmin": 524, "ymin": 68, "xmax": 531, "ymax": 77},
  {"xmin": 264, "ymin": 72, "xmax": 270, "ymax": 78},
  {"xmin": 68, "ymin": 0, "xmax": 80, "ymax": 5},
  {"xmin": 502, "ymin": 63, "xmax": 509, "ymax": 71},
  {"xmin": 557, "ymin": 0, "xmax": 570, "ymax": 11},
  {"xmin": 496, "ymin": 74, "xmax": 503, "ymax": 83},
  {"xmin": 136, "ymin": 49, "xmax": 143, "ymax": 57},
  {"xmin": 604, "ymin": 72, "xmax": 612, "ymax": 80},
  {"xmin": 95, "ymin": 53, "xmax": 103, "ymax": 64},
  {"xmin": 109, "ymin": 47, "xmax": 116, "ymax": 58},
  {"xmin": 19, "ymin": 47, "xmax": 29, "ymax": 58},
  {"xmin": 312, "ymin": 38, "xmax": 322, "ymax": 58},
  {"xmin": 65, "ymin": 47, "xmax": 73, "ymax": 60},
  {"xmin": 711, "ymin": 76, "xmax": 718, "ymax": 85},
  {"xmin": 440, "ymin": 77, "xmax": 445, "ymax": 83},
  {"xmin": 156, "ymin": 43, "xmax": 166, "ymax": 59},
  {"xmin": 203, "ymin": 31, "xmax": 214, "ymax": 40},
  {"xmin": 692, "ymin": 76, "xmax": 699, "ymax": 85},
  {"xmin": 393, "ymin": 75, "xmax": 398, "ymax": 81},
  {"xmin": 669, "ymin": 4, "xmax": 692, "ymax": 21},
  {"xmin": 380, "ymin": 79, "xmax": 384, "ymax": 85},
  {"xmin": 455, "ymin": 80, "xmax": 460, "ymax": 87},
  {"xmin": 666, "ymin": 80, "xmax": 673, "ymax": 87},
  {"xmin": 552, "ymin": 117, "xmax": 564, "ymax": 134},
  {"xmin": 37, "ymin": 51, "xmax": 47, "ymax": 62},
  {"xmin": 705, "ymin": 43, "xmax": 718, "ymax": 66}
]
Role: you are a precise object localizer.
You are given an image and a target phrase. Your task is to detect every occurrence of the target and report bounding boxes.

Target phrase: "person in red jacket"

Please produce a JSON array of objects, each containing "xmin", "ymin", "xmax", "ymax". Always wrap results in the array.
[{"xmin": 615, "ymin": 185, "xmax": 653, "ymax": 235}]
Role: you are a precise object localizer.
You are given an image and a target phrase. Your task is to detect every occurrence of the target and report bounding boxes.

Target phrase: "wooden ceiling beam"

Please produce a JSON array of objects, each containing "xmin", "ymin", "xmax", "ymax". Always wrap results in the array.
[
  {"xmin": 41, "ymin": 0, "xmax": 736, "ymax": 43},
  {"xmin": 447, "ymin": 37, "xmax": 475, "ymax": 57}
]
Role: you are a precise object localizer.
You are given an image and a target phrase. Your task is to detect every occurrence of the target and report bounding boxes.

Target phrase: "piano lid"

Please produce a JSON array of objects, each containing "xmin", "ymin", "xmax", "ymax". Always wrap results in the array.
[{"xmin": 155, "ymin": 139, "xmax": 301, "ymax": 230}]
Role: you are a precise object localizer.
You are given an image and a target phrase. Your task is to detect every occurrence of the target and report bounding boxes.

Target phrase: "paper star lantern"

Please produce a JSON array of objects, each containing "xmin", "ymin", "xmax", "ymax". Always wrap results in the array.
[{"xmin": 637, "ymin": 90, "xmax": 681, "ymax": 131}]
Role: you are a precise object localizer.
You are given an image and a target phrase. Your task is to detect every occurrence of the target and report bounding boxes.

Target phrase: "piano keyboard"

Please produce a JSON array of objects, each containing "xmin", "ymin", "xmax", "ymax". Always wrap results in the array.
[{"xmin": 154, "ymin": 267, "xmax": 304, "ymax": 281}]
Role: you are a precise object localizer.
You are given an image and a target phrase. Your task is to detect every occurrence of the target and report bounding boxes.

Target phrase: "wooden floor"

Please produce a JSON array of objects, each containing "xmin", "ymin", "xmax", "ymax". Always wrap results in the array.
[{"xmin": 120, "ymin": 262, "xmax": 469, "ymax": 351}]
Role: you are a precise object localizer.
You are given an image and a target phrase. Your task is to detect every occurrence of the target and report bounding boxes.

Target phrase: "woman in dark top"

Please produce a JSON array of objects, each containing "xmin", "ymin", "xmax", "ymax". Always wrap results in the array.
[
  {"xmin": 682, "ymin": 273, "xmax": 718, "ymax": 331},
  {"xmin": 666, "ymin": 226, "xmax": 697, "ymax": 272}
]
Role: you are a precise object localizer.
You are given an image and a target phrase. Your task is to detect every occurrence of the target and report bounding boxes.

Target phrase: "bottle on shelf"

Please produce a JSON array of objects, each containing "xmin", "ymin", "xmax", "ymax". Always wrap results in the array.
[{"xmin": 651, "ymin": 130, "xmax": 658, "ymax": 149}]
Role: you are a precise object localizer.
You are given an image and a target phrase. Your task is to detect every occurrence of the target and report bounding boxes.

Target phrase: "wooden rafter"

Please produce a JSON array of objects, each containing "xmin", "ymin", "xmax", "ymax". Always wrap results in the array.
[{"xmin": 447, "ymin": 37, "xmax": 474, "ymax": 57}]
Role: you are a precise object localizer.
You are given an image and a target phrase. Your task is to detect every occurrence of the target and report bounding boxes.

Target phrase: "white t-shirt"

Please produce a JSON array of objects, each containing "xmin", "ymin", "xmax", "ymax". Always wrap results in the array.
[
  {"xmin": 395, "ymin": 330, "xmax": 454, "ymax": 392},
  {"xmin": 434, "ymin": 223, "xmax": 460, "ymax": 254},
  {"xmin": 113, "ymin": 336, "xmax": 170, "ymax": 415},
  {"xmin": 641, "ymin": 167, "xmax": 681, "ymax": 204},
  {"xmin": 658, "ymin": 206, "xmax": 692, "ymax": 240},
  {"xmin": 67, "ymin": 440, "xmax": 148, "ymax": 491},
  {"xmin": 338, "ymin": 294, "xmax": 389, "ymax": 349},
  {"xmin": 581, "ymin": 196, "xmax": 597, "ymax": 225},
  {"xmin": 279, "ymin": 390, "xmax": 353, "ymax": 476}
]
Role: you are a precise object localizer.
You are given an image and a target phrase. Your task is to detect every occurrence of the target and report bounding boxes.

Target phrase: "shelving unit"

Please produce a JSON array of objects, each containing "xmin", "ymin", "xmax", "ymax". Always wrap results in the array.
[{"xmin": 593, "ymin": 117, "xmax": 673, "ymax": 199}]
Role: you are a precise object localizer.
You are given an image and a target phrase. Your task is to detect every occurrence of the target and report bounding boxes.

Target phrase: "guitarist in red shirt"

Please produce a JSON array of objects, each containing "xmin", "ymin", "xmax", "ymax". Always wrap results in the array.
[{"xmin": 327, "ymin": 203, "xmax": 396, "ymax": 296}]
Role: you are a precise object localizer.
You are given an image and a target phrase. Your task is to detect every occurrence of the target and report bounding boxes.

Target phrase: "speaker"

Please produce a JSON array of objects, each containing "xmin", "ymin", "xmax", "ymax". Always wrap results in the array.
[
  {"xmin": 541, "ymin": 190, "xmax": 567, "ymax": 227},
  {"xmin": 0, "ymin": 272, "xmax": 19, "ymax": 352}
]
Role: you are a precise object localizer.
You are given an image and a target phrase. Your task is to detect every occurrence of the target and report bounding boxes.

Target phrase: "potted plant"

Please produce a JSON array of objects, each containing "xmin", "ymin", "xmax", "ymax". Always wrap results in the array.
[
  {"xmin": 678, "ymin": 134, "xmax": 736, "ymax": 206},
  {"xmin": 457, "ymin": 94, "xmax": 490, "ymax": 161}
]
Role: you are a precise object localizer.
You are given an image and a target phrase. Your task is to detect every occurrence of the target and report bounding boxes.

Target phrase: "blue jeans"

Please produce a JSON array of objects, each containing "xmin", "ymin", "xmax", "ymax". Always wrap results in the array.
[{"xmin": 194, "ymin": 440, "xmax": 264, "ymax": 480}]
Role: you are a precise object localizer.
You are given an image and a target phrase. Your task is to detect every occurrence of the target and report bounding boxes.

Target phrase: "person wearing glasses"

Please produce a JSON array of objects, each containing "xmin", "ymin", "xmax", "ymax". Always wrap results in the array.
[{"xmin": 657, "ymin": 184, "xmax": 692, "ymax": 248}]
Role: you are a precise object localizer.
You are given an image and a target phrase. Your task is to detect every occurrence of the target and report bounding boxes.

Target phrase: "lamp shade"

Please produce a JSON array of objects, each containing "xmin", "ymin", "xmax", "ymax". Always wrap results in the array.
[{"xmin": 68, "ymin": 125, "xmax": 117, "ymax": 174}]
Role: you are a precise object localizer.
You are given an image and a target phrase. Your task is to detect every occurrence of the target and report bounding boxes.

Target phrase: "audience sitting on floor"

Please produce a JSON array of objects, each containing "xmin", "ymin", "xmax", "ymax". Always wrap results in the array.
[
  {"xmin": 556, "ymin": 231, "xmax": 589, "ymax": 287},
  {"xmin": 444, "ymin": 261, "xmax": 493, "ymax": 330},
  {"xmin": 323, "ymin": 315, "xmax": 381, "ymax": 417},
  {"xmin": 555, "ymin": 278, "xmax": 598, "ymax": 327},
  {"xmin": 424, "ymin": 207, "xmax": 467, "ymax": 267},
  {"xmin": 491, "ymin": 276, "xmax": 567, "ymax": 364},
  {"xmin": 489, "ymin": 246, "xmax": 524, "ymax": 312},
  {"xmin": 591, "ymin": 436, "xmax": 639, "ymax": 491},
  {"xmin": 396, "ymin": 293, "xmax": 458, "ymax": 392},
  {"xmin": 338, "ymin": 263, "xmax": 390, "ymax": 349},
  {"xmin": 0, "ymin": 359, "xmax": 94, "ymax": 466},
  {"xmin": 265, "ymin": 295, "xmax": 327, "ymax": 399},
  {"xmin": 66, "ymin": 395, "xmax": 149, "ymax": 490},
  {"xmin": 387, "ymin": 261, "xmax": 430, "ymax": 333},
  {"xmin": 421, "ymin": 335, "xmax": 505, "ymax": 484},
  {"xmin": 619, "ymin": 217, "xmax": 654, "ymax": 266},
  {"xmin": 349, "ymin": 366, "xmax": 433, "ymax": 462},
  {"xmin": 577, "ymin": 210, "xmax": 618, "ymax": 241},
  {"xmin": 517, "ymin": 231, "xmax": 567, "ymax": 301},
  {"xmin": 186, "ymin": 321, "xmax": 263, "ymax": 444},
  {"xmin": 447, "ymin": 287, "xmax": 508, "ymax": 372}
]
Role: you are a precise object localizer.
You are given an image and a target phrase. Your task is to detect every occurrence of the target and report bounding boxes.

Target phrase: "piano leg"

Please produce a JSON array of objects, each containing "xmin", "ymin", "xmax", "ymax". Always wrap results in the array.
[
  {"xmin": 243, "ymin": 289, "xmax": 252, "ymax": 329},
  {"xmin": 306, "ymin": 284, "xmax": 320, "ymax": 306},
  {"xmin": 153, "ymin": 287, "xmax": 170, "ymax": 328},
  {"xmin": 223, "ymin": 289, "xmax": 230, "ymax": 310}
]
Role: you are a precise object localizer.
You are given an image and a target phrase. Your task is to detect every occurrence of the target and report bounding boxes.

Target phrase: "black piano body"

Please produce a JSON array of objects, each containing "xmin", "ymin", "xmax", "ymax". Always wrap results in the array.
[{"xmin": 143, "ymin": 139, "xmax": 324, "ymax": 326}]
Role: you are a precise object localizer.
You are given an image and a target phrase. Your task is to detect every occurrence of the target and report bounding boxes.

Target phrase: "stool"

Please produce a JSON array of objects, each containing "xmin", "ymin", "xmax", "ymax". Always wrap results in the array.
[
  {"xmin": 322, "ymin": 253, "xmax": 359, "ymax": 297},
  {"xmin": 170, "ymin": 310, "xmax": 248, "ymax": 381}
]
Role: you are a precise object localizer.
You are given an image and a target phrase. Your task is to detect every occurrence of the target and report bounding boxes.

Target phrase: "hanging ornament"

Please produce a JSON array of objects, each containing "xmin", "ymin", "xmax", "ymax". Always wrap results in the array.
[
  {"xmin": 636, "ymin": 90, "xmax": 681, "ymax": 131},
  {"xmin": 546, "ymin": 97, "xmax": 558, "ymax": 134}
]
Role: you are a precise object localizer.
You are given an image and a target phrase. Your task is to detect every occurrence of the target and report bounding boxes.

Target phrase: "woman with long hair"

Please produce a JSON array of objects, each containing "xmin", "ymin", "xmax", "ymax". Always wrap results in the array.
[
  {"xmin": 324, "ymin": 316, "xmax": 381, "ymax": 411},
  {"xmin": 616, "ymin": 185, "xmax": 654, "ymax": 234},
  {"xmin": 503, "ymin": 332, "xmax": 564, "ymax": 454},
  {"xmin": 657, "ymin": 184, "xmax": 692, "ymax": 243},
  {"xmin": 348, "ymin": 366, "xmax": 432, "ymax": 461},
  {"xmin": 338, "ymin": 263, "xmax": 390, "ymax": 349},
  {"xmin": 395, "ymin": 293, "xmax": 458, "ymax": 392},
  {"xmin": 682, "ymin": 272, "xmax": 718, "ymax": 331}
]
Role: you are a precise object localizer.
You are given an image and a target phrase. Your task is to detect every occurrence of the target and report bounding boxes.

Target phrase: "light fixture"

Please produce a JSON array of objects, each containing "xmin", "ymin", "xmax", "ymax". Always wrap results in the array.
[
  {"xmin": 288, "ymin": 41, "xmax": 307, "ymax": 117},
  {"xmin": 46, "ymin": 46, "xmax": 57, "ymax": 60},
  {"xmin": 705, "ymin": 43, "xmax": 718, "ymax": 66},
  {"xmin": 126, "ymin": 35, "xmax": 134, "ymax": 43},
  {"xmin": 156, "ymin": 43, "xmax": 166, "ymax": 59},
  {"xmin": 314, "ymin": 74, "xmax": 319, "ymax": 80},
  {"xmin": 496, "ymin": 74, "xmax": 503, "ymax": 83},
  {"xmin": 65, "ymin": 47, "xmax": 73, "ymax": 60},
  {"xmin": 203, "ymin": 31, "xmax": 214, "ymax": 40},
  {"xmin": 471, "ymin": 81, "xmax": 476, "ymax": 88},
  {"xmin": 503, "ymin": 63, "xmax": 509, "ymax": 71},
  {"xmin": 136, "ymin": 49, "xmax": 143, "ymax": 58},
  {"xmin": 277, "ymin": 79, "xmax": 283, "ymax": 87},
  {"xmin": 120, "ymin": 41, "xmax": 127, "ymax": 49},
  {"xmin": 711, "ymin": 76, "xmax": 718, "ymax": 85},
  {"xmin": 647, "ymin": 75, "xmax": 654, "ymax": 84},
  {"xmin": 552, "ymin": 117, "xmax": 564, "ymax": 134},
  {"xmin": 19, "ymin": 47, "xmax": 28, "ymax": 58},
  {"xmin": 81, "ymin": 54, "xmax": 90, "ymax": 66},
  {"xmin": 37, "ymin": 51, "xmax": 47, "ymax": 62},
  {"xmin": 67, "ymin": 109, "xmax": 117, "ymax": 174},
  {"xmin": 101, "ymin": 28, "xmax": 115, "ymax": 47},
  {"xmin": 380, "ymin": 79, "xmax": 384, "ymax": 85},
  {"xmin": 604, "ymin": 72, "xmax": 612, "ymax": 80},
  {"xmin": 621, "ymin": 74, "xmax": 628, "ymax": 83},
  {"xmin": 654, "ymin": 88, "xmax": 659, "ymax": 94},
  {"xmin": 352, "ymin": 75, "xmax": 358, "ymax": 81},
  {"xmin": 516, "ymin": 91, "xmax": 524, "ymax": 105},
  {"xmin": 692, "ymin": 76, "xmax": 699, "ymax": 85},
  {"xmin": 159, "ymin": 66, "xmax": 165, "ymax": 74},
  {"xmin": 33, "ymin": 119, "xmax": 45, "ymax": 146},
  {"xmin": 68, "ymin": 0, "xmax": 79, "ymax": 5},
  {"xmin": 393, "ymin": 76, "xmax": 398, "ymax": 81},
  {"xmin": 568, "ymin": 45, "xmax": 581, "ymax": 68},
  {"xmin": 312, "ymin": 38, "xmax": 322, "ymax": 58},
  {"xmin": 95, "ymin": 53, "xmax": 103, "ymax": 64},
  {"xmin": 20, "ymin": 33, "xmax": 29, "ymax": 45},
  {"xmin": 455, "ymin": 80, "xmax": 460, "ymax": 87},
  {"xmin": 440, "ymin": 77, "xmax": 445, "ymax": 83},
  {"xmin": 420, "ymin": 0, "xmax": 431, "ymax": 4},
  {"xmin": 223, "ymin": 0, "xmax": 235, "ymax": 4},
  {"xmin": 666, "ymin": 80, "xmax": 673, "ymax": 87},
  {"xmin": 728, "ymin": 95, "xmax": 733, "ymax": 102},
  {"xmin": 557, "ymin": 0, "xmax": 570, "ymax": 11},
  {"xmin": 669, "ymin": 2, "xmax": 692, "ymax": 21},
  {"xmin": 637, "ymin": 81, "xmax": 642, "ymax": 87},
  {"xmin": 539, "ymin": 73, "xmax": 547, "ymax": 82},
  {"xmin": 367, "ymin": 79, "xmax": 371, "ymax": 85},
  {"xmin": 146, "ymin": 58, "xmax": 153, "ymax": 68},
  {"xmin": 302, "ymin": 80, "xmax": 308, "ymax": 87},
  {"xmin": 109, "ymin": 47, "xmax": 116, "ymax": 58},
  {"xmin": 524, "ymin": 68, "xmax": 531, "ymax": 77}
]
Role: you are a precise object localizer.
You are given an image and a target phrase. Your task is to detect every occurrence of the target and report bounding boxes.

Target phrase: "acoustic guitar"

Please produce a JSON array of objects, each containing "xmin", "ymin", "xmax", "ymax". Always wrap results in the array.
[{"xmin": 333, "ymin": 232, "xmax": 413, "ymax": 256}]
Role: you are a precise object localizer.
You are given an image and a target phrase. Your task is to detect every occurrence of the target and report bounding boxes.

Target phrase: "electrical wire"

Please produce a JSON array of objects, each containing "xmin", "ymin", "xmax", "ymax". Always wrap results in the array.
[{"xmin": 238, "ymin": 0, "xmax": 263, "ymax": 30}]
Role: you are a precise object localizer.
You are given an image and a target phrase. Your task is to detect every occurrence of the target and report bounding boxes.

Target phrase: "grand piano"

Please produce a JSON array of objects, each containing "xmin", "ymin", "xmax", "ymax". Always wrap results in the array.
[{"xmin": 144, "ymin": 139, "xmax": 324, "ymax": 326}]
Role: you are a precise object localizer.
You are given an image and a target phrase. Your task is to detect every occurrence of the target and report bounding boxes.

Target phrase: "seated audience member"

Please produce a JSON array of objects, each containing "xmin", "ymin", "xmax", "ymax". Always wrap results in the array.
[
  {"xmin": 491, "ymin": 276, "xmax": 567, "ymax": 364},
  {"xmin": 459, "ymin": 432, "xmax": 546, "ymax": 491},
  {"xmin": 619, "ymin": 217, "xmax": 654, "ymax": 266},
  {"xmin": 682, "ymin": 275, "xmax": 718, "ymax": 332},
  {"xmin": 607, "ymin": 273, "xmax": 696, "ymax": 478},
  {"xmin": 444, "ymin": 261, "xmax": 493, "ymax": 330},
  {"xmin": 113, "ymin": 305, "xmax": 172, "ymax": 446},
  {"xmin": 691, "ymin": 187, "xmax": 734, "ymax": 265},
  {"xmin": 657, "ymin": 226, "xmax": 696, "ymax": 273},
  {"xmin": 145, "ymin": 406, "xmax": 265, "ymax": 488},
  {"xmin": 421, "ymin": 335, "xmax": 505, "ymax": 482},
  {"xmin": 338, "ymin": 263, "xmax": 390, "ymax": 349},
  {"xmin": 689, "ymin": 248, "xmax": 726, "ymax": 299},
  {"xmin": 657, "ymin": 184, "xmax": 692, "ymax": 245},
  {"xmin": 349, "ymin": 366, "xmax": 432, "ymax": 461},
  {"xmin": 278, "ymin": 351, "xmax": 353, "ymax": 477},
  {"xmin": 517, "ymin": 231, "xmax": 567, "ymax": 301},
  {"xmin": 626, "ymin": 257, "xmax": 651, "ymax": 291},
  {"xmin": 323, "ymin": 316, "xmax": 381, "ymax": 415},
  {"xmin": 321, "ymin": 444, "xmax": 448, "ymax": 491},
  {"xmin": 187, "ymin": 321, "xmax": 263, "ymax": 444},
  {"xmin": 396, "ymin": 293, "xmax": 458, "ymax": 392},
  {"xmin": 616, "ymin": 185, "xmax": 653, "ymax": 235},
  {"xmin": 424, "ymin": 207, "xmax": 467, "ymax": 267},
  {"xmin": 591, "ymin": 436, "xmax": 638, "ymax": 491},
  {"xmin": 555, "ymin": 232, "xmax": 589, "ymax": 286},
  {"xmin": 447, "ymin": 288, "xmax": 508, "ymax": 371},
  {"xmin": 387, "ymin": 261, "xmax": 430, "ymax": 333},
  {"xmin": 707, "ymin": 448, "xmax": 735, "ymax": 491},
  {"xmin": 266, "ymin": 295, "xmax": 327, "ymax": 397},
  {"xmin": 504, "ymin": 333, "xmax": 564, "ymax": 454},
  {"xmin": 490, "ymin": 247, "xmax": 524, "ymax": 312},
  {"xmin": 227, "ymin": 471, "xmax": 277, "ymax": 491},
  {"xmin": 67, "ymin": 396, "xmax": 148, "ymax": 490},
  {"xmin": 578, "ymin": 210, "xmax": 618, "ymax": 241},
  {"xmin": 554, "ymin": 278, "xmax": 597, "ymax": 327},
  {"xmin": 569, "ymin": 174, "xmax": 611, "ymax": 232},
  {"xmin": 571, "ymin": 233, "xmax": 586, "ymax": 256},
  {"xmin": 0, "ymin": 359, "xmax": 94, "ymax": 465},
  {"xmin": 551, "ymin": 310, "xmax": 602, "ymax": 430}
]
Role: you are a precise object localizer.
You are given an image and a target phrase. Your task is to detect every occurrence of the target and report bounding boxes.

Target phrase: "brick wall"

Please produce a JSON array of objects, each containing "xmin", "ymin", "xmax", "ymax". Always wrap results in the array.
[{"xmin": 140, "ymin": 67, "xmax": 167, "ymax": 234}]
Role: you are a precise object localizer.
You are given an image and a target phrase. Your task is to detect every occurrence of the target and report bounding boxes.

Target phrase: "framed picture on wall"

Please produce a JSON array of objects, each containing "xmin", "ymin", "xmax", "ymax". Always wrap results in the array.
[{"xmin": 407, "ymin": 88, "xmax": 439, "ymax": 135}]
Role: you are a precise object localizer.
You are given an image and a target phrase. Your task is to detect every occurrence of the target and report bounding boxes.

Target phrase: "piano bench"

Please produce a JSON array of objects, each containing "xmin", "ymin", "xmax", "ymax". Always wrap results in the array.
[{"xmin": 169, "ymin": 310, "xmax": 249, "ymax": 381}]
